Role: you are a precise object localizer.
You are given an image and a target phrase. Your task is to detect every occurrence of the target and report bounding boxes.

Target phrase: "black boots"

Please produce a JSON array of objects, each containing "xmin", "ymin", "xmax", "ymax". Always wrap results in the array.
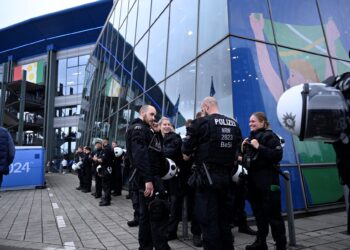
[
  {"xmin": 193, "ymin": 234, "xmax": 203, "ymax": 247},
  {"xmin": 239, "ymin": 224, "xmax": 257, "ymax": 235},
  {"xmin": 246, "ymin": 239, "xmax": 268, "ymax": 250},
  {"xmin": 127, "ymin": 219, "xmax": 139, "ymax": 227}
]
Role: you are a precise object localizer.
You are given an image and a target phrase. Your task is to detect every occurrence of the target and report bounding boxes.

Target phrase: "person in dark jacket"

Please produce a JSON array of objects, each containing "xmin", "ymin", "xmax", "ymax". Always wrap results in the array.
[
  {"xmin": 81, "ymin": 146, "xmax": 93, "ymax": 192},
  {"xmin": 242, "ymin": 112, "xmax": 286, "ymax": 250},
  {"xmin": 111, "ymin": 140, "xmax": 123, "ymax": 196},
  {"xmin": 0, "ymin": 127, "xmax": 15, "ymax": 187},
  {"xmin": 91, "ymin": 141, "xmax": 103, "ymax": 199},
  {"xmin": 125, "ymin": 105, "xmax": 170, "ymax": 250},
  {"xmin": 182, "ymin": 97, "xmax": 242, "ymax": 250},
  {"xmin": 158, "ymin": 117, "xmax": 184, "ymax": 241}
]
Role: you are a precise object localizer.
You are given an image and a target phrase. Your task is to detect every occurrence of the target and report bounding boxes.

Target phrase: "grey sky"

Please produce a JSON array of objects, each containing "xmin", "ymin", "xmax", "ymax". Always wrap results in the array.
[{"xmin": 0, "ymin": 0, "xmax": 98, "ymax": 29}]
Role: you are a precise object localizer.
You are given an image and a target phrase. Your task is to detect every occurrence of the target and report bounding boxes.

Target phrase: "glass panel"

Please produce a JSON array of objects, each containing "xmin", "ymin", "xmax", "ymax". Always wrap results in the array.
[
  {"xmin": 294, "ymin": 137, "xmax": 335, "ymax": 163},
  {"xmin": 116, "ymin": 104, "xmax": 131, "ymax": 145},
  {"xmin": 57, "ymin": 59, "xmax": 67, "ymax": 93},
  {"xmin": 332, "ymin": 59, "xmax": 350, "ymax": 76},
  {"xmin": 164, "ymin": 64, "xmax": 195, "ymax": 136},
  {"xmin": 269, "ymin": 0, "xmax": 326, "ymax": 54},
  {"xmin": 135, "ymin": 0, "xmax": 151, "ymax": 43},
  {"xmin": 167, "ymin": 0, "xmax": 198, "ymax": 76},
  {"xmin": 230, "ymin": 37, "xmax": 296, "ymax": 164},
  {"xmin": 228, "ymin": 0, "xmax": 273, "ymax": 41},
  {"xmin": 279, "ymin": 48, "xmax": 333, "ymax": 89},
  {"xmin": 302, "ymin": 166, "xmax": 342, "ymax": 205},
  {"xmin": 67, "ymin": 57, "xmax": 78, "ymax": 68},
  {"xmin": 120, "ymin": 0, "xmax": 130, "ymax": 26},
  {"xmin": 198, "ymin": 0, "xmax": 228, "ymax": 53},
  {"xmin": 126, "ymin": 2, "xmax": 137, "ymax": 47},
  {"xmin": 145, "ymin": 84, "xmax": 164, "ymax": 120},
  {"xmin": 196, "ymin": 39, "xmax": 232, "ymax": 117},
  {"xmin": 67, "ymin": 67, "xmax": 79, "ymax": 86},
  {"xmin": 147, "ymin": 8, "xmax": 168, "ymax": 84},
  {"xmin": 114, "ymin": 0, "xmax": 122, "ymax": 28},
  {"xmin": 79, "ymin": 55, "xmax": 89, "ymax": 65},
  {"xmin": 151, "ymin": 0, "xmax": 169, "ymax": 23},
  {"xmin": 318, "ymin": 0, "xmax": 350, "ymax": 60},
  {"xmin": 133, "ymin": 34, "xmax": 148, "ymax": 93}
]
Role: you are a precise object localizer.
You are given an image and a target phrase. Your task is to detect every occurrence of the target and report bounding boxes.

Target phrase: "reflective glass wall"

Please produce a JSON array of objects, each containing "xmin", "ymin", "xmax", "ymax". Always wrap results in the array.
[
  {"xmin": 80, "ymin": 0, "xmax": 349, "ymax": 209},
  {"xmin": 229, "ymin": 0, "xmax": 350, "ymax": 208}
]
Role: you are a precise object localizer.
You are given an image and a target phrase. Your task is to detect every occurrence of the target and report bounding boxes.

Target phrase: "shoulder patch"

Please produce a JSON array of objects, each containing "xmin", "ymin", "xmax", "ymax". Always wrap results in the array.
[{"xmin": 134, "ymin": 125, "xmax": 142, "ymax": 130}]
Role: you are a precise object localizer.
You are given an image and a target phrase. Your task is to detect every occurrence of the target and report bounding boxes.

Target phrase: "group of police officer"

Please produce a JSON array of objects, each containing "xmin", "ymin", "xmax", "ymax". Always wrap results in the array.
[
  {"xmin": 125, "ymin": 96, "xmax": 287, "ymax": 250},
  {"xmin": 72, "ymin": 138, "xmax": 124, "ymax": 206}
]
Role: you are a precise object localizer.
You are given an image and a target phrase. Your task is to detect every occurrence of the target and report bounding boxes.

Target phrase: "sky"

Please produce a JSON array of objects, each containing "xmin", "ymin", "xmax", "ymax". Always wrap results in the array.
[{"xmin": 0, "ymin": 0, "xmax": 98, "ymax": 29}]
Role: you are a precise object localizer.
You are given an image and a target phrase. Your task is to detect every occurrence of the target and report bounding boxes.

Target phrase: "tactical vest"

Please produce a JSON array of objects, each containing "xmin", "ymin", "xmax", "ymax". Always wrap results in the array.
[{"xmin": 196, "ymin": 114, "xmax": 240, "ymax": 167}]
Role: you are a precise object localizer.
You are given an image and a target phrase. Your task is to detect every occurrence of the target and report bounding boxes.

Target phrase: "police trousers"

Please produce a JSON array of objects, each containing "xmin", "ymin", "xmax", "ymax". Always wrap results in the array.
[
  {"xmin": 247, "ymin": 180, "xmax": 286, "ymax": 246},
  {"xmin": 138, "ymin": 193, "xmax": 170, "ymax": 250},
  {"xmin": 194, "ymin": 172, "xmax": 235, "ymax": 250}
]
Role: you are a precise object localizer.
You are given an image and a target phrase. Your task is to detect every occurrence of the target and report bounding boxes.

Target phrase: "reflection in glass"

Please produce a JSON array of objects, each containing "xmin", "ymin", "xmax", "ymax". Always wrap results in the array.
[
  {"xmin": 279, "ymin": 49, "xmax": 333, "ymax": 89},
  {"xmin": 230, "ymin": 37, "xmax": 295, "ymax": 164},
  {"xmin": 332, "ymin": 59, "xmax": 350, "ymax": 76},
  {"xmin": 269, "ymin": 0, "xmax": 326, "ymax": 54},
  {"xmin": 151, "ymin": 0, "xmax": 169, "ymax": 24},
  {"xmin": 318, "ymin": 0, "xmax": 350, "ymax": 60},
  {"xmin": 197, "ymin": 39, "xmax": 232, "ymax": 117},
  {"xmin": 120, "ymin": 0, "xmax": 130, "ymax": 26},
  {"xmin": 145, "ymin": 84, "xmax": 164, "ymax": 120},
  {"xmin": 147, "ymin": 8, "xmax": 168, "ymax": 84},
  {"xmin": 67, "ymin": 57, "xmax": 78, "ymax": 67},
  {"xmin": 228, "ymin": 0, "xmax": 272, "ymax": 41},
  {"xmin": 198, "ymin": 0, "xmax": 228, "ymax": 53},
  {"xmin": 165, "ymin": 64, "xmax": 195, "ymax": 135},
  {"xmin": 126, "ymin": 3, "xmax": 137, "ymax": 47},
  {"xmin": 167, "ymin": 0, "xmax": 197, "ymax": 76},
  {"xmin": 136, "ymin": 0, "xmax": 151, "ymax": 43}
]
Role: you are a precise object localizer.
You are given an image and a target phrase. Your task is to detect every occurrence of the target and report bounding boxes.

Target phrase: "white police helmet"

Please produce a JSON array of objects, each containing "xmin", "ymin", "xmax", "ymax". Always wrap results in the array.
[
  {"xmin": 277, "ymin": 83, "xmax": 348, "ymax": 142},
  {"xmin": 232, "ymin": 165, "xmax": 247, "ymax": 183},
  {"xmin": 114, "ymin": 147, "xmax": 123, "ymax": 157},
  {"xmin": 161, "ymin": 158, "xmax": 178, "ymax": 180},
  {"xmin": 72, "ymin": 162, "xmax": 81, "ymax": 171}
]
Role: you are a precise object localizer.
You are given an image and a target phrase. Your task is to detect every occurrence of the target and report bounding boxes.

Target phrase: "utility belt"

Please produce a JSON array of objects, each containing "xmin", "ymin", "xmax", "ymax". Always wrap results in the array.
[{"xmin": 204, "ymin": 163, "xmax": 232, "ymax": 173}]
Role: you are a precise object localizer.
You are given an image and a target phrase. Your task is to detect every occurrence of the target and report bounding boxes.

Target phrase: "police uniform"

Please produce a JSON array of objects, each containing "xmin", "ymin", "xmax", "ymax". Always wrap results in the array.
[
  {"xmin": 111, "ymin": 151, "xmax": 123, "ymax": 196},
  {"xmin": 126, "ymin": 118, "xmax": 170, "ymax": 250},
  {"xmin": 92, "ymin": 148, "xmax": 103, "ymax": 198},
  {"xmin": 182, "ymin": 114, "xmax": 242, "ymax": 250},
  {"xmin": 162, "ymin": 131, "xmax": 184, "ymax": 239},
  {"xmin": 81, "ymin": 151, "xmax": 93, "ymax": 192},
  {"xmin": 74, "ymin": 151, "xmax": 85, "ymax": 190},
  {"xmin": 99, "ymin": 144, "xmax": 114, "ymax": 205},
  {"xmin": 244, "ymin": 128, "xmax": 286, "ymax": 250}
]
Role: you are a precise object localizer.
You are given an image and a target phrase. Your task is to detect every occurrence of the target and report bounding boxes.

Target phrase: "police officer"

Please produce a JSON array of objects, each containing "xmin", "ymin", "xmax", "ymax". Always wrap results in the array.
[
  {"xmin": 111, "ymin": 140, "xmax": 123, "ymax": 196},
  {"xmin": 158, "ymin": 117, "xmax": 183, "ymax": 241},
  {"xmin": 95, "ymin": 138, "xmax": 114, "ymax": 206},
  {"xmin": 91, "ymin": 141, "xmax": 103, "ymax": 199},
  {"xmin": 74, "ymin": 146, "xmax": 84, "ymax": 190},
  {"xmin": 125, "ymin": 105, "xmax": 170, "ymax": 250},
  {"xmin": 182, "ymin": 97, "xmax": 242, "ymax": 250},
  {"xmin": 81, "ymin": 146, "xmax": 93, "ymax": 193},
  {"xmin": 242, "ymin": 112, "xmax": 286, "ymax": 250}
]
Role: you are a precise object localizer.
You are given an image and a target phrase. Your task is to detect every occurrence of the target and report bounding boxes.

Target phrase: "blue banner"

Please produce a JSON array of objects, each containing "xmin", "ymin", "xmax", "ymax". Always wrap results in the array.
[{"xmin": 1, "ymin": 146, "xmax": 45, "ymax": 190}]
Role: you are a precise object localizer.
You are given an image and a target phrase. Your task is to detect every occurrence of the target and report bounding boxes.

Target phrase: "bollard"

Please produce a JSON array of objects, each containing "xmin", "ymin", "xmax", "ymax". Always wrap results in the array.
[
  {"xmin": 182, "ymin": 195, "xmax": 189, "ymax": 239},
  {"xmin": 283, "ymin": 171, "xmax": 296, "ymax": 247}
]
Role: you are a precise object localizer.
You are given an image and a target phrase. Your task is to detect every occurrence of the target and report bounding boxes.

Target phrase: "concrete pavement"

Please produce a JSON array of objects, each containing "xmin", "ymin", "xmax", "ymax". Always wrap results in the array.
[{"xmin": 0, "ymin": 173, "xmax": 348, "ymax": 250}]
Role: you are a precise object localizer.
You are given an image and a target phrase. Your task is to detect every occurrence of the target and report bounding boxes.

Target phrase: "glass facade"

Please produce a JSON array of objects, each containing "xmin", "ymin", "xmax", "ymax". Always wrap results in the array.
[{"xmin": 80, "ymin": 0, "xmax": 350, "ymax": 209}]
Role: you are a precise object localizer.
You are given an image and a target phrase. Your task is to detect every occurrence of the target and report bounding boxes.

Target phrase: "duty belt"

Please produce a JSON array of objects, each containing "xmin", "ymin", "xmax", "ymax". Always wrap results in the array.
[{"xmin": 203, "ymin": 164, "xmax": 231, "ymax": 175}]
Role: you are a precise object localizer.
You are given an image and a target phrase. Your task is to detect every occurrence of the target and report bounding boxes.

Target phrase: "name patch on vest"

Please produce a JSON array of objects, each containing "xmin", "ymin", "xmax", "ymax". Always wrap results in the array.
[{"xmin": 214, "ymin": 118, "xmax": 236, "ymax": 127}]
